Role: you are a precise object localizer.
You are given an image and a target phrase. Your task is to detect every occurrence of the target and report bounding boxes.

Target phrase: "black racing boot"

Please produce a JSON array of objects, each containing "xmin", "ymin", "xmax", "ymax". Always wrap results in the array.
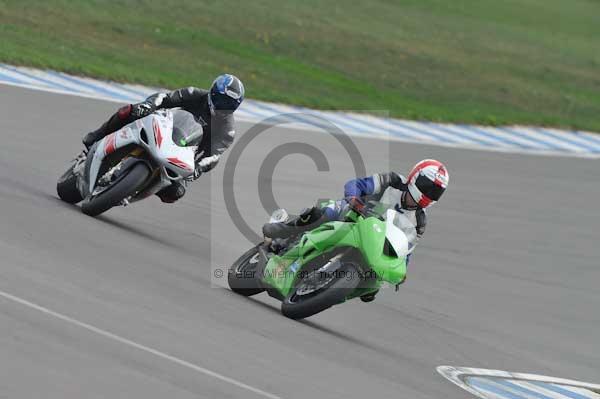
[
  {"xmin": 82, "ymin": 105, "xmax": 134, "ymax": 149},
  {"xmin": 156, "ymin": 182, "xmax": 186, "ymax": 203},
  {"xmin": 262, "ymin": 207, "xmax": 327, "ymax": 240},
  {"xmin": 82, "ymin": 129, "xmax": 104, "ymax": 149}
]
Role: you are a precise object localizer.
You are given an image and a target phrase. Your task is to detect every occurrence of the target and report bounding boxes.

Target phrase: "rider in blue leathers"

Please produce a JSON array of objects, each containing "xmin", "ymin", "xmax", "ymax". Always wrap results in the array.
[
  {"xmin": 263, "ymin": 171, "xmax": 432, "ymax": 239},
  {"xmin": 262, "ymin": 160, "xmax": 449, "ymax": 301}
]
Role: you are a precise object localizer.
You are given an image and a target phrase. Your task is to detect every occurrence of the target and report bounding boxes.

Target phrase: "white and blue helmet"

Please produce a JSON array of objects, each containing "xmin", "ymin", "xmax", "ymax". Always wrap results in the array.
[{"xmin": 208, "ymin": 74, "xmax": 245, "ymax": 113}]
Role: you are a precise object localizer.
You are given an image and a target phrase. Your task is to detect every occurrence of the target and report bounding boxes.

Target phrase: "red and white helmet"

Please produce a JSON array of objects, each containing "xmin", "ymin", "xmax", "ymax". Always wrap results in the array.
[{"xmin": 406, "ymin": 159, "xmax": 449, "ymax": 209}]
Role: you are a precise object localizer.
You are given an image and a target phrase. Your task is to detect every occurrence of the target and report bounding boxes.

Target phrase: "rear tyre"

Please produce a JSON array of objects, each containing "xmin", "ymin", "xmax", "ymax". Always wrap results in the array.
[
  {"xmin": 81, "ymin": 163, "xmax": 150, "ymax": 217},
  {"xmin": 228, "ymin": 245, "xmax": 265, "ymax": 296},
  {"xmin": 57, "ymin": 166, "xmax": 83, "ymax": 204},
  {"xmin": 281, "ymin": 263, "xmax": 360, "ymax": 320}
]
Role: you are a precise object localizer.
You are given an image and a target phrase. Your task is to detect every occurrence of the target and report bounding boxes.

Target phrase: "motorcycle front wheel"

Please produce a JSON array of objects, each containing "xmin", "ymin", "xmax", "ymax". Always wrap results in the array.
[
  {"xmin": 281, "ymin": 263, "xmax": 360, "ymax": 320},
  {"xmin": 81, "ymin": 163, "xmax": 150, "ymax": 216}
]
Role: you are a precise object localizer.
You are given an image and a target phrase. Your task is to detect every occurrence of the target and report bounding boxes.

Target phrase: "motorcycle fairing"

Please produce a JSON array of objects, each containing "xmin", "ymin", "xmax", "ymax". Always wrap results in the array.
[
  {"xmin": 83, "ymin": 111, "xmax": 196, "ymax": 198},
  {"xmin": 262, "ymin": 215, "xmax": 407, "ymax": 298}
]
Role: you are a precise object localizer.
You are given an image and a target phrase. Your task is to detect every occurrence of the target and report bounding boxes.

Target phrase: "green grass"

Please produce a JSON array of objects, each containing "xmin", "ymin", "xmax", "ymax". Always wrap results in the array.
[{"xmin": 1, "ymin": 0, "xmax": 599, "ymax": 131}]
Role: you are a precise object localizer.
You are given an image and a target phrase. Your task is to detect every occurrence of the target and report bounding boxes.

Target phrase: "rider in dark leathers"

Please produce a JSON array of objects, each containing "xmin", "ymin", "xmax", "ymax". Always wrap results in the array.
[{"xmin": 82, "ymin": 74, "xmax": 244, "ymax": 203}]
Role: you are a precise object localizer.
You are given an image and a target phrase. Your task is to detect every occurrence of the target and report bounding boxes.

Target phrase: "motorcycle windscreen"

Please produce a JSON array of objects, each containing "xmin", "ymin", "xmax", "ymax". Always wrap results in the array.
[
  {"xmin": 172, "ymin": 110, "xmax": 204, "ymax": 147},
  {"xmin": 385, "ymin": 209, "xmax": 418, "ymax": 254}
]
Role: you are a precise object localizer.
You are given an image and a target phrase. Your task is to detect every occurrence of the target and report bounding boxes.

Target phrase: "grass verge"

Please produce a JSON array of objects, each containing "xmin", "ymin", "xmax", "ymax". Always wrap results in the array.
[{"xmin": 1, "ymin": 0, "xmax": 599, "ymax": 131}]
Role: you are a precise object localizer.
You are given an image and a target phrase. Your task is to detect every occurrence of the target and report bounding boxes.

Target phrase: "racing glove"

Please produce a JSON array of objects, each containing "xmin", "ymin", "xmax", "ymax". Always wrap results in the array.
[
  {"xmin": 130, "ymin": 93, "xmax": 167, "ymax": 118},
  {"xmin": 346, "ymin": 196, "xmax": 365, "ymax": 214},
  {"xmin": 130, "ymin": 101, "xmax": 156, "ymax": 118}
]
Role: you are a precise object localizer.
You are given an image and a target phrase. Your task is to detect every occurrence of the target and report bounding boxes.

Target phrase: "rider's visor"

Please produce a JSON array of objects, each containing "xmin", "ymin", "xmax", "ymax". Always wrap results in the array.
[
  {"xmin": 211, "ymin": 92, "xmax": 240, "ymax": 111},
  {"xmin": 415, "ymin": 174, "xmax": 445, "ymax": 201}
]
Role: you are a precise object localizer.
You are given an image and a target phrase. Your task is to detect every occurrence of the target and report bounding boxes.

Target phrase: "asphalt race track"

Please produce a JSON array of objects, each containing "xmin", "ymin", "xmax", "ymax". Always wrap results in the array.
[{"xmin": 0, "ymin": 85, "xmax": 598, "ymax": 398}]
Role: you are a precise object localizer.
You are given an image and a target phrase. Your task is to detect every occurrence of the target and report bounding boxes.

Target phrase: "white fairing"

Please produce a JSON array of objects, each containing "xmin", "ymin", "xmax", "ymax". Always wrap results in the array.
[
  {"xmin": 85, "ymin": 110, "xmax": 197, "ymax": 199},
  {"xmin": 380, "ymin": 186, "xmax": 419, "ymax": 233},
  {"xmin": 150, "ymin": 113, "xmax": 196, "ymax": 174},
  {"xmin": 385, "ymin": 209, "xmax": 409, "ymax": 257},
  {"xmin": 88, "ymin": 125, "xmax": 138, "ymax": 191}
]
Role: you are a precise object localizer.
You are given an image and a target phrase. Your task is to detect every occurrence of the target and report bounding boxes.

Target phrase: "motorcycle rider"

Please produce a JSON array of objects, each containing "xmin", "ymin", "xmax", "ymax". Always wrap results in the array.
[
  {"xmin": 262, "ymin": 159, "xmax": 449, "ymax": 301},
  {"xmin": 81, "ymin": 74, "xmax": 245, "ymax": 203}
]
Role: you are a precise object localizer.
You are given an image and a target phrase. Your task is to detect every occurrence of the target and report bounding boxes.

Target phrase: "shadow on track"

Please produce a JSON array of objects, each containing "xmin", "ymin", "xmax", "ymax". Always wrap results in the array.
[
  {"xmin": 245, "ymin": 295, "xmax": 282, "ymax": 315},
  {"xmin": 37, "ymin": 182, "xmax": 200, "ymax": 255},
  {"xmin": 95, "ymin": 214, "xmax": 192, "ymax": 253},
  {"xmin": 299, "ymin": 318, "xmax": 395, "ymax": 356},
  {"xmin": 0, "ymin": 175, "xmax": 63, "ymax": 206},
  {"xmin": 236, "ymin": 293, "xmax": 400, "ymax": 357}
]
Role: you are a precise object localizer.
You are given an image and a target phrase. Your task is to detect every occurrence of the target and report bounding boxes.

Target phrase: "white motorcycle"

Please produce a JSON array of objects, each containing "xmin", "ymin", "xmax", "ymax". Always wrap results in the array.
[{"xmin": 57, "ymin": 109, "xmax": 202, "ymax": 216}]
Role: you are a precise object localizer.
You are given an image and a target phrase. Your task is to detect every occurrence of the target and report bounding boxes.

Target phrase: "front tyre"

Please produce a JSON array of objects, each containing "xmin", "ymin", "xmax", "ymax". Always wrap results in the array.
[
  {"xmin": 81, "ymin": 163, "xmax": 150, "ymax": 216},
  {"xmin": 228, "ymin": 245, "xmax": 265, "ymax": 296},
  {"xmin": 57, "ymin": 166, "xmax": 83, "ymax": 204},
  {"xmin": 281, "ymin": 263, "xmax": 360, "ymax": 320}
]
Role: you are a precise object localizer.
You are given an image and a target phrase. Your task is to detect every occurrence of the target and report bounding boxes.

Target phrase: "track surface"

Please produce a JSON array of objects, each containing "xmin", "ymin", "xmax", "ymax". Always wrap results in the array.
[{"xmin": 0, "ymin": 85, "xmax": 598, "ymax": 398}]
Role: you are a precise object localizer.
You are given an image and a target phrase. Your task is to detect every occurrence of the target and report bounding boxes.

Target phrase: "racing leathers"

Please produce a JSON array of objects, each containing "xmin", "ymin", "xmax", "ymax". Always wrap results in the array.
[
  {"xmin": 327, "ymin": 172, "xmax": 426, "ymax": 235},
  {"xmin": 263, "ymin": 172, "xmax": 427, "ymax": 240},
  {"xmin": 262, "ymin": 172, "xmax": 426, "ymax": 302},
  {"xmin": 82, "ymin": 87, "xmax": 236, "ymax": 202}
]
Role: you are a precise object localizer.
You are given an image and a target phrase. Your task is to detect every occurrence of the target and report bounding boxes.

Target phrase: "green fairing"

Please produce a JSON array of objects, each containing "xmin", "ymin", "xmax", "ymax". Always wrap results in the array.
[
  {"xmin": 355, "ymin": 217, "xmax": 407, "ymax": 284},
  {"xmin": 263, "ymin": 214, "xmax": 407, "ymax": 297}
]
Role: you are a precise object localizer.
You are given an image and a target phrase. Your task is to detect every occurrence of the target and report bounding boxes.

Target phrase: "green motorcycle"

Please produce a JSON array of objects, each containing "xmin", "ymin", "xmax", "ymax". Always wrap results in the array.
[{"xmin": 228, "ymin": 200, "xmax": 418, "ymax": 319}]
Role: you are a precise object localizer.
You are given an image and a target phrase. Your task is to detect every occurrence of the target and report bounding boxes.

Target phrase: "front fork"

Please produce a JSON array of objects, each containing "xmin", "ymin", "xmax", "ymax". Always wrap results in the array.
[
  {"xmin": 81, "ymin": 147, "xmax": 154, "ymax": 201},
  {"xmin": 121, "ymin": 148, "xmax": 177, "ymax": 203}
]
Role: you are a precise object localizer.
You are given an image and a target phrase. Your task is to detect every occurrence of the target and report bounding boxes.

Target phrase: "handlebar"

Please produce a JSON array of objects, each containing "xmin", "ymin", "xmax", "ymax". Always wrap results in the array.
[{"xmin": 344, "ymin": 203, "xmax": 385, "ymax": 222}]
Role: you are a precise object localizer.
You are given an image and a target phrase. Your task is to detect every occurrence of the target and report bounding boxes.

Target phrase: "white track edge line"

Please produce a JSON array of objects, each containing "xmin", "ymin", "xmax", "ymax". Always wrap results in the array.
[{"xmin": 0, "ymin": 289, "xmax": 282, "ymax": 399}]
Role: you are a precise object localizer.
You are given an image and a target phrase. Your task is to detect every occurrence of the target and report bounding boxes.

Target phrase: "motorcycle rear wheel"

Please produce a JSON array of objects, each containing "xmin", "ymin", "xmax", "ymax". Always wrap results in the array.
[
  {"xmin": 228, "ymin": 245, "xmax": 266, "ymax": 296},
  {"xmin": 57, "ymin": 166, "xmax": 83, "ymax": 204},
  {"xmin": 81, "ymin": 163, "xmax": 150, "ymax": 216}
]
